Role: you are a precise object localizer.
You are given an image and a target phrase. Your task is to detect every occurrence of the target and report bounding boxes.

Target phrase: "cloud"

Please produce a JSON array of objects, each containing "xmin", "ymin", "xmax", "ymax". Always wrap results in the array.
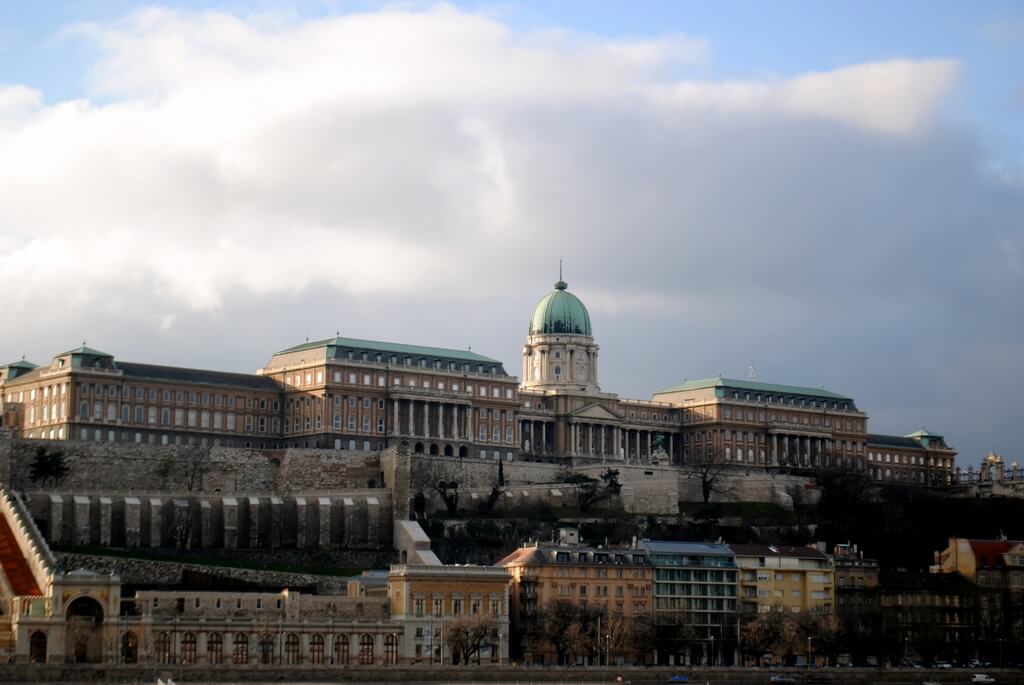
[{"xmin": 0, "ymin": 4, "xmax": 1021, "ymax": 461}]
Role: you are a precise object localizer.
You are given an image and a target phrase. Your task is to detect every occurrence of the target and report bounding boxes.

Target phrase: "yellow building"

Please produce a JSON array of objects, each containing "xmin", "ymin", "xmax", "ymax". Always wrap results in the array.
[
  {"xmin": 387, "ymin": 563, "xmax": 510, "ymax": 666},
  {"xmin": 498, "ymin": 530, "xmax": 652, "ymax": 665},
  {"xmin": 731, "ymin": 544, "xmax": 835, "ymax": 617}
]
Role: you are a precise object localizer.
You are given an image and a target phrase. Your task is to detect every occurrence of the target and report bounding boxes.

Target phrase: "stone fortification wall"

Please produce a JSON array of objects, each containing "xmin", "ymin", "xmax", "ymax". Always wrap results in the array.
[
  {"xmin": 1, "ymin": 437, "xmax": 380, "ymax": 494},
  {"xmin": 384, "ymin": 447, "xmax": 679, "ymax": 516},
  {"xmin": 677, "ymin": 466, "xmax": 820, "ymax": 509},
  {"xmin": 26, "ymin": 490, "xmax": 392, "ymax": 552}
]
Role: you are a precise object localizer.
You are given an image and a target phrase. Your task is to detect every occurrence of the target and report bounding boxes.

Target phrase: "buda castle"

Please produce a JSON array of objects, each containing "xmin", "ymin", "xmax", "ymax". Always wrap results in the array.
[{"xmin": 0, "ymin": 277, "xmax": 956, "ymax": 485}]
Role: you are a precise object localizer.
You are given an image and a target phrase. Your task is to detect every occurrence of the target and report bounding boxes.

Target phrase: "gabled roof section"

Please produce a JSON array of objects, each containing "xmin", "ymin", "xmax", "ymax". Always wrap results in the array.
[
  {"xmin": 906, "ymin": 428, "xmax": 942, "ymax": 439},
  {"xmin": 55, "ymin": 345, "xmax": 112, "ymax": 358},
  {"xmin": 118, "ymin": 362, "xmax": 280, "ymax": 392},
  {"xmin": 275, "ymin": 335, "xmax": 502, "ymax": 366},
  {"xmin": 1, "ymin": 360, "xmax": 37, "ymax": 370},
  {"xmin": 968, "ymin": 540, "xmax": 1023, "ymax": 569},
  {"xmin": 571, "ymin": 402, "xmax": 622, "ymax": 422},
  {"xmin": 640, "ymin": 540, "xmax": 734, "ymax": 556},
  {"xmin": 654, "ymin": 377, "xmax": 851, "ymax": 401},
  {"xmin": 867, "ymin": 434, "xmax": 923, "ymax": 449},
  {"xmin": 496, "ymin": 546, "xmax": 549, "ymax": 567},
  {"xmin": 729, "ymin": 543, "xmax": 829, "ymax": 560}
]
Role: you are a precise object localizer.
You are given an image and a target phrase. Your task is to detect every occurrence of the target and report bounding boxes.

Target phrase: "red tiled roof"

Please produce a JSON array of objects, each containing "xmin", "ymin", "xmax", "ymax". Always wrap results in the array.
[
  {"xmin": 968, "ymin": 539, "xmax": 1023, "ymax": 568},
  {"xmin": 0, "ymin": 513, "xmax": 41, "ymax": 596}
]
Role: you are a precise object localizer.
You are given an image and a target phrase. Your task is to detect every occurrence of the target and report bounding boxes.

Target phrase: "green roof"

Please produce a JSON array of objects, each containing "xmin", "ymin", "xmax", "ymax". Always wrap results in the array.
[
  {"xmin": 275, "ymin": 336, "xmax": 502, "ymax": 365},
  {"xmin": 529, "ymin": 279, "xmax": 592, "ymax": 336},
  {"xmin": 654, "ymin": 377, "xmax": 852, "ymax": 401},
  {"xmin": 1, "ymin": 360, "xmax": 37, "ymax": 370},
  {"xmin": 55, "ymin": 345, "xmax": 112, "ymax": 358}
]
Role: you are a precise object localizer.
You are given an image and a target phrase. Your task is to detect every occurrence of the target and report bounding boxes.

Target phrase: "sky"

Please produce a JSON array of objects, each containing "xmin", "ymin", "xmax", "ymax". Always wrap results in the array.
[{"xmin": 0, "ymin": 1, "xmax": 1022, "ymax": 464}]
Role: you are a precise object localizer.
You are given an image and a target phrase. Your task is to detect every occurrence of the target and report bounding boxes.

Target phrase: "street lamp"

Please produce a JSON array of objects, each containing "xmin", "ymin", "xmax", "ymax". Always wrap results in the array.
[
  {"xmin": 807, "ymin": 636, "xmax": 812, "ymax": 669},
  {"xmin": 605, "ymin": 633, "xmax": 611, "ymax": 667},
  {"xmin": 710, "ymin": 634, "xmax": 715, "ymax": 666}
]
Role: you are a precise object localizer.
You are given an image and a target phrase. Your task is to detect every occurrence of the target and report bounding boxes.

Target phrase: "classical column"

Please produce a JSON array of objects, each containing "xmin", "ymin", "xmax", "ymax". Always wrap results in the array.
[
  {"xmin": 635, "ymin": 430, "xmax": 640, "ymax": 463},
  {"xmin": 646, "ymin": 432, "xmax": 652, "ymax": 461},
  {"xmin": 614, "ymin": 427, "xmax": 621, "ymax": 459},
  {"xmin": 668, "ymin": 433, "xmax": 674, "ymax": 462},
  {"xmin": 437, "ymin": 403, "xmax": 444, "ymax": 438},
  {"xmin": 588, "ymin": 424, "xmax": 594, "ymax": 455},
  {"xmin": 541, "ymin": 422, "xmax": 547, "ymax": 455},
  {"xmin": 407, "ymin": 400, "xmax": 414, "ymax": 436},
  {"xmin": 393, "ymin": 399, "xmax": 400, "ymax": 436},
  {"xmin": 422, "ymin": 402, "xmax": 429, "ymax": 438},
  {"xmin": 600, "ymin": 425, "xmax": 606, "ymax": 457}
]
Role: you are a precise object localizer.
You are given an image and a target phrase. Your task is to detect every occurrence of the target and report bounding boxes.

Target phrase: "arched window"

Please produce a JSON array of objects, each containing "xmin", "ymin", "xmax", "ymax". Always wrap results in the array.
[
  {"xmin": 233, "ymin": 633, "xmax": 248, "ymax": 665},
  {"xmin": 259, "ymin": 634, "xmax": 274, "ymax": 664},
  {"xmin": 207, "ymin": 632, "xmax": 223, "ymax": 665},
  {"xmin": 334, "ymin": 634, "xmax": 349, "ymax": 665},
  {"xmin": 155, "ymin": 632, "xmax": 171, "ymax": 664},
  {"xmin": 553, "ymin": 365, "xmax": 561, "ymax": 380},
  {"xmin": 120, "ymin": 631, "xmax": 137, "ymax": 664},
  {"xmin": 285, "ymin": 633, "xmax": 300, "ymax": 665},
  {"xmin": 359, "ymin": 634, "xmax": 375, "ymax": 665},
  {"xmin": 30, "ymin": 630, "xmax": 47, "ymax": 663},
  {"xmin": 309, "ymin": 633, "xmax": 324, "ymax": 665},
  {"xmin": 181, "ymin": 632, "xmax": 197, "ymax": 664},
  {"xmin": 384, "ymin": 634, "xmax": 398, "ymax": 665}
]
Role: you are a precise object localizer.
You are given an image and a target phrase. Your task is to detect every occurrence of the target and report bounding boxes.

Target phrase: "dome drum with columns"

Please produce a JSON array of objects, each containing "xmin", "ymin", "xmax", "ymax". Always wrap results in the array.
[{"xmin": 522, "ymin": 277, "xmax": 600, "ymax": 393}]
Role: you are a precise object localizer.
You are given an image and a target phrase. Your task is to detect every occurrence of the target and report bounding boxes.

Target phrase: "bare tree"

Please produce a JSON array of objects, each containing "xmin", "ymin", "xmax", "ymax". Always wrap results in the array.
[
  {"xmin": 416, "ymin": 459, "xmax": 465, "ymax": 516},
  {"xmin": 445, "ymin": 614, "xmax": 494, "ymax": 665},
  {"xmin": 555, "ymin": 468, "xmax": 622, "ymax": 512},
  {"xmin": 167, "ymin": 449, "xmax": 209, "ymax": 549},
  {"xmin": 686, "ymin": 448, "xmax": 736, "ymax": 504}
]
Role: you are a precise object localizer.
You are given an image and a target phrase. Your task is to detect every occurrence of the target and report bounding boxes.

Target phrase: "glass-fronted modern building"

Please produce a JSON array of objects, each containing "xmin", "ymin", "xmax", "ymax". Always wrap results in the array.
[{"xmin": 640, "ymin": 540, "xmax": 738, "ymax": 666}]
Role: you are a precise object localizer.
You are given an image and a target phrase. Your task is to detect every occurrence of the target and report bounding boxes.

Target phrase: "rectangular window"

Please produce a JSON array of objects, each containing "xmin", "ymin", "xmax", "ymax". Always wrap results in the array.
[{"xmin": 174, "ymin": 409, "xmax": 184, "ymax": 426}]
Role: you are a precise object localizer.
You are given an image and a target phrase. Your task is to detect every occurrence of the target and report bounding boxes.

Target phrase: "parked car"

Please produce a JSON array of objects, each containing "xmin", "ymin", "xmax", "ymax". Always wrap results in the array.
[
  {"xmin": 933, "ymin": 661, "xmax": 952, "ymax": 669},
  {"xmin": 970, "ymin": 675, "xmax": 996, "ymax": 684},
  {"xmin": 768, "ymin": 677, "xmax": 797, "ymax": 684},
  {"xmin": 667, "ymin": 676, "xmax": 689, "ymax": 683}
]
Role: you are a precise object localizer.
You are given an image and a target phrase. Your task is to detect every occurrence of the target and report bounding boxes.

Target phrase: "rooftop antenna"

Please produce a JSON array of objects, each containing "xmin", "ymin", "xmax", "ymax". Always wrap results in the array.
[
  {"xmin": 748, "ymin": 359, "xmax": 757, "ymax": 382},
  {"xmin": 559, "ymin": 258, "xmax": 563, "ymax": 281}
]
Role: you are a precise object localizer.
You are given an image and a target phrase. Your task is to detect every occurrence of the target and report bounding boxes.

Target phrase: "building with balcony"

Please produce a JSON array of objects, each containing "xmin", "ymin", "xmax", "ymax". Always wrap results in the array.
[
  {"xmin": 731, "ymin": 544, "xmax": 835, "ymax": 617},
  {"xmin": 640, "ymin": 539, "xmax": 738, "ymax": 666},
  {"xmin": 497, "ymin": 529, "xmax": 652, "ymax": 665}
]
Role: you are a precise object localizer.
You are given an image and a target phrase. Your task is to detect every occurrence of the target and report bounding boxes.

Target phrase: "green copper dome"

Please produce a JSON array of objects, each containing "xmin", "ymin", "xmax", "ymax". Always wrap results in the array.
[{"xmin": 529, "ymin": 279, "xmax": 592, "ymax": 336}]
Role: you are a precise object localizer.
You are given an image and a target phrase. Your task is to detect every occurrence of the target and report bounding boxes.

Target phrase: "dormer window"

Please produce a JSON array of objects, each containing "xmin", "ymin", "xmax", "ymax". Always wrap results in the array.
[{"xmin": 58, "ymin": 359, "xmax": 65, "ymax": 368}]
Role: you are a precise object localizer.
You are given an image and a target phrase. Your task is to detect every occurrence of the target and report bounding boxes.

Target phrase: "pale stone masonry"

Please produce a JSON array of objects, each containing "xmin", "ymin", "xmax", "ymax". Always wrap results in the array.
[{"xmin": 1, "ymin": 275, "xmax": 956, "ymax": 486}]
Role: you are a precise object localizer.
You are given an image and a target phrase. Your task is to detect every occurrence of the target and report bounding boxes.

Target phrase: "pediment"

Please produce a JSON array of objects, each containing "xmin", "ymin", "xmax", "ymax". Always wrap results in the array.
[{"xmin": 571, "ymin": 403, "xmax": 622, "ymax": 422}]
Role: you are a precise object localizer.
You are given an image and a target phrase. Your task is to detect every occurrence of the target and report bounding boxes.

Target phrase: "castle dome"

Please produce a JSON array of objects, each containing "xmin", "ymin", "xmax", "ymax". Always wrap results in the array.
[{"xmin": 529, "ymin": 278, "xmax": 592, "ymax": 337}]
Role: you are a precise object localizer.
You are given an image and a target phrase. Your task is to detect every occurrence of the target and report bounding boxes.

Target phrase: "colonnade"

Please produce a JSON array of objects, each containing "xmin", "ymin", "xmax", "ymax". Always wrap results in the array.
[
  {"xmin": 768, "ymin": 433, "xmax": 837, "ymax": 467},
  {"xmin": 519, "ymin": 420, "xmax": 676, "ymax": 464},
  {"xmin": 389, "ymin": 399, "xmax": 472, "ymax": 441}
]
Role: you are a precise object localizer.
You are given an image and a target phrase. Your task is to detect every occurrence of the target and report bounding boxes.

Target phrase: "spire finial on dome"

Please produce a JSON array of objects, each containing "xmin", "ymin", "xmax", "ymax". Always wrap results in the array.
[{"xmin": 555, "ymin": 259, "xmax": 567, "ymax": 290}]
